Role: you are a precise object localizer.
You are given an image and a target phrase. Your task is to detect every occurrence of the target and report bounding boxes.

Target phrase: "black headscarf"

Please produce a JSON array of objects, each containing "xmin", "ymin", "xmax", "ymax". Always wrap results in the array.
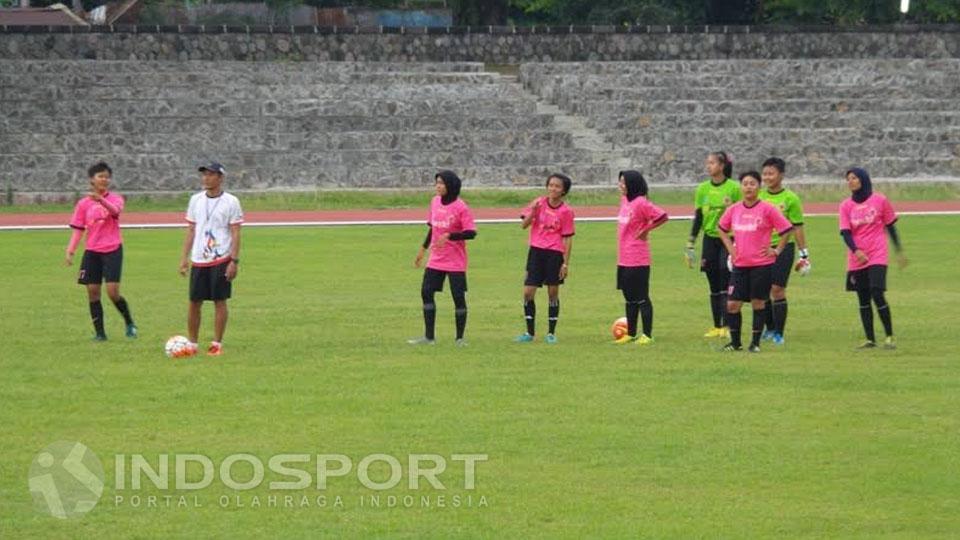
[
  {"xmin": 846, "ymin": 167, "xmax": 873, "ymax": 203},
  {"xmin": 436, "ymin": 170, "xmax": 461, "ymax": 205},
  {"xmin": 620, "ymin": 170, "xmax": 648, "ymax": 202}
]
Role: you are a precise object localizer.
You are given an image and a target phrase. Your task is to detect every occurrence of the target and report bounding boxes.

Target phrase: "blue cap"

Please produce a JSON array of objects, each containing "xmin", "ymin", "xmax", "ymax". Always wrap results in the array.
[{"xmin": 198, "ymin": 162, "xmax": 226, "ymax": 175}]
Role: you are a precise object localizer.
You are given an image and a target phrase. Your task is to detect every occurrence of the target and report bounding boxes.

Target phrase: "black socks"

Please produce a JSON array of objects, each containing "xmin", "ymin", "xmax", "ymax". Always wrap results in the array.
[
  {"xmin": 771, "ymin": 298, "xmax": 787, "ymax": 335},
  {"xmin": 89, "ymin": 301, "xmax": 105, "ymax": 337},
  {"xmin": 547, "ymin": 299, "xmax": 559, "ymax": 335},
  {"xmin": 453, "ymin": 293, "xmax": 467, "ymax": 340},
  {"xmin": 524, "ymin": 300, "xmax": 536, "ymax": 335},
  {"xmin": 710, "ymin": 292, "xmax": 724, "ymax": 328},
  {"xmin": 112, "ymin": 296, "xmax": 134, "ymax": 326},
  {"xmin": 751, "ymin": 308, "xmax": 766, "ymax": 347},
  {"xmin": 726, "ymin": 311, "xmax": 742, "ymax": 348},
  {"xmin": 421, "ymin": 289, "xmax": 437, "ymax": 341}
]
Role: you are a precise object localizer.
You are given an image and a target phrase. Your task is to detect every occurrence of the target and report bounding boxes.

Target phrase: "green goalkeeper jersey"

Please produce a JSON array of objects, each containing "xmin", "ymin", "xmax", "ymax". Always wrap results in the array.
[
  {"xmin": 694, "ymin": 178, "xmax": 742, "ymax": 238},
  {"xmin": 759, "ymin": 187, "xmax": 804, "ymax": 246}
]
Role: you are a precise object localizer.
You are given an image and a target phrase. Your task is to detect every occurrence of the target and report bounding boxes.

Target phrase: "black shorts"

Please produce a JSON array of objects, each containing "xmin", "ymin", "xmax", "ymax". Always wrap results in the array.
[
  {"xmin": 700, "ymin": 235, "xmax": 729, "ymax": 274},
  {"xmin": 190, "ymin": 261, "xmax": 232, "ymax": 301},
  {"xmin": 524, "ymin": 246, "xmax": 565, "ymax": 287},
  {"xmin": 770, "ymin": 242, "xmax": 796, "ymax": 288},
  {"xmin": 77, "ymin": 245, "xmax": 123, "ymax": 285},
  {"xmin": 422, "ymin": 267, "xmax": 467, "ymax": 295},
  {"xmin": 846, "ymin": 264, "xmax": 887, "ymax": 292},
  {"xmin": 728, "ymin": 264, "xmax": 773, "ymax": 302},
  {"xmin": 616, "ymin": 265, "xmax": 650, "ymax": 299}
]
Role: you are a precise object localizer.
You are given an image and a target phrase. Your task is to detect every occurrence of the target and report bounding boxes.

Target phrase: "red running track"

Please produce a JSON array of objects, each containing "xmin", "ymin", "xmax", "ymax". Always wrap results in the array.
[{"xmin": 1, "ymin": 201, "xmax": 959, "ymax": 228}]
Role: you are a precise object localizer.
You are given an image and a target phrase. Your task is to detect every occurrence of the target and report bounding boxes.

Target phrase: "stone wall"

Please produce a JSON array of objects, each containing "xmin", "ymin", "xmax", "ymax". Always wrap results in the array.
[{"xmin": 1, "ymin": 24, "xmax": 959, "ymax": 62}]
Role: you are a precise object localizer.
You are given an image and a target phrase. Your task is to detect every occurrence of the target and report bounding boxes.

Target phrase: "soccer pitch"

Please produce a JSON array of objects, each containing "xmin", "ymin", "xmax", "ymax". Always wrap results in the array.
[{"xmin": 2, "ymin": 215, "xmax": 959, "ymax": 537}]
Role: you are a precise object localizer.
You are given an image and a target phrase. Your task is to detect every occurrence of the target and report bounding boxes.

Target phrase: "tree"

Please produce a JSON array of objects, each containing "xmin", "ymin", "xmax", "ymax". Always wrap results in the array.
[
  {"xmin": 449, "ymin": 0, "xmax": 510, "ymax": 25},
  {"xmin": 510, "ymin": 0, "xmax": 707, "ymax": 25},
  {"xmin": 706, "ymin": 0, "xmax": 760, "ymax": 24}
]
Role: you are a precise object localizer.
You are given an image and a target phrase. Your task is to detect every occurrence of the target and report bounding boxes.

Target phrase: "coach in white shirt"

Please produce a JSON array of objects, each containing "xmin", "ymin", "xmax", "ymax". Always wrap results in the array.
[{"xmin": 178, "ymin": 162, "xmax": 244, "ymax": 357}]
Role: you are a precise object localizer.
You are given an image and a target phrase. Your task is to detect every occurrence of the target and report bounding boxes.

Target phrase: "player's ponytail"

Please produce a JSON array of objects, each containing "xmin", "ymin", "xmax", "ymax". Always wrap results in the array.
[{"xmin": 712, "ymin": 151, "xmax": 733, "ymax": 179}]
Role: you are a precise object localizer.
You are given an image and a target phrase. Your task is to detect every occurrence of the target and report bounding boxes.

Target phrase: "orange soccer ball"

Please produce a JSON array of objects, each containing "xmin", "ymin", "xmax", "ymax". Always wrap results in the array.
[{"xmin": 611, "ymin": 317, "xmax": 629, "ymax": 340}]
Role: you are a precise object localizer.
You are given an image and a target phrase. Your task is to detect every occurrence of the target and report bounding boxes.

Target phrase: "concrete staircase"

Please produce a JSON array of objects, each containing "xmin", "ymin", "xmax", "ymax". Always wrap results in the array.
[
  {"xmin": 520, "ymin": 59, "xmax": 960, "ymax": 182},
  {"xmin": 0, "ymin": 60, "xmax": 609, "ymax": 193}
]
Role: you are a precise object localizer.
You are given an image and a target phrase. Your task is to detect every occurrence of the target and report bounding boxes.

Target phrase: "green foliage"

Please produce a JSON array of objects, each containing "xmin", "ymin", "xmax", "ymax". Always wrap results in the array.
[
  {"xmin": 909, "ymin": 0, "xmax": 960, "ymax": 23},
  {"xmin": 448, "ymin": 0, "xmax": 510, "ymax": 26},
  {"xmin": 760, "ymin": 0, "xmax": 900, "ymax": 24},
  {"xmin": 510, "ymin": 0, "xmax": 706, "ymax": 25}
]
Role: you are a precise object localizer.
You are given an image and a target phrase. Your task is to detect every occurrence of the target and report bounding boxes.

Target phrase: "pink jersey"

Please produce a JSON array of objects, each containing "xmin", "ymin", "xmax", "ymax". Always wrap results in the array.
[
  {"xmin": 522, "ymin": 196, "xmax": 575, "ymax": 253},
  {"xmin": 839, "ymin": 193, "xmax": 897, "ymax": 271},
  {"xmin": 718, "ymin": 200, "xmax": 793, "ymax": 268},
  {"xmin": 617, "ymin": 195, "xmax": 668, "ymax": 267},
  {"xmin": 427, "ymin": 196, "xmax": 476, "ymax": 272},
  {"xmin": 68, "ymin": 192, "xmax": 125, "ymax": 253}
]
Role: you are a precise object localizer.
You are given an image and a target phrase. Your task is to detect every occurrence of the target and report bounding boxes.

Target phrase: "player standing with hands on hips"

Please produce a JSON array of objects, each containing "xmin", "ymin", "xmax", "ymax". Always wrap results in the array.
[
  {"xmin": 65, "ymin": 161, "xmax": 138, "ymax": 341},
  {"xmin": 515, "ymin": 174, "xmax": 575, "ymax": 344},
  {"xmin": 839, "ymin": 167, "xmax": 906, "ymax": 350},
  {"xmin": 178, "ymin": 163, "xmax": 244, "ymax": 357},
  {"xmin": 614, "ymin": 170, "xmax": 668, "ymax": 345},
  {"xmin": 717, "ymin": 171, "xmax": 795, "ymax": 353}
]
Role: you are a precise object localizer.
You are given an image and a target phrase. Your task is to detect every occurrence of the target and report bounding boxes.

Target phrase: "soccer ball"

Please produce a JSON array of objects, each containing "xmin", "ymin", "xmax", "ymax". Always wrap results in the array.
[
  {"xmin": 611, "ymin": 317, "xmax": 628, "ymax": 340},
  {"xmin": 164, "ymin": 335, "xmax": 192, "ymax": 358}
]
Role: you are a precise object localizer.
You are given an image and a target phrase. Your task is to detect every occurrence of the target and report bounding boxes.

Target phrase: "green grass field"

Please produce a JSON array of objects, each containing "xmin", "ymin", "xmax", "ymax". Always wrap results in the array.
[
  {"xmin": 2, "ymin": 216, "xmax": 959, "ymax": 538},
  {"xmin": 3, "ymin": 182, "xmax": 959, "ymax": 214}
]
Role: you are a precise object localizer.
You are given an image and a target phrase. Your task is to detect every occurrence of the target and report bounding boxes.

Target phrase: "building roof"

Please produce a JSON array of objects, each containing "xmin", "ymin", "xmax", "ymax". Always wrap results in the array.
[{"xmin": 0, "ymin": 4, "xmax": 88, "ymax": 26}]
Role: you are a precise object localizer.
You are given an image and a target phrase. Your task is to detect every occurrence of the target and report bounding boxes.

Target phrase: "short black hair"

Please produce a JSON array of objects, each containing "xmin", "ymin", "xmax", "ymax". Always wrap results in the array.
[
  {"xmin": 762, "ymin": 157, "xmax": 786, "ymax": 173},
  {"xmin": 739, "ymin": 170, "xmax": 761, "ymax": 184},
  {"xmin": 547, "ymin": 173, "xmax": 572, "ymax": 196},
  {"xmin": 87, "ymin": 161, "xmax": 112, "ymax": 178}
]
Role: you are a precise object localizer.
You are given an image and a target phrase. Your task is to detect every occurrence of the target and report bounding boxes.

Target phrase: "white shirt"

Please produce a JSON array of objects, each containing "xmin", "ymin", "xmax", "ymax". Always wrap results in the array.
[{"xmin": 185, "ymin": 191, "xmax": 244, "ymax": 266}]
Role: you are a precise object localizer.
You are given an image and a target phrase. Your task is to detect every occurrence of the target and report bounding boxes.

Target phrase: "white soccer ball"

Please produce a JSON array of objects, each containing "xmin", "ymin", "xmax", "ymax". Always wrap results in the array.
[{"xmin": 164, "ymin": 335, "xmax": 192, "ymax": 358}]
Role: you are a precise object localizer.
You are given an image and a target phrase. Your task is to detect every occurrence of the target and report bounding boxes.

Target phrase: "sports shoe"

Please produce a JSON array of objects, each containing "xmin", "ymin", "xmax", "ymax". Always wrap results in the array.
[
  {"xmin": 125, "ymin": 324, "xmax": 138, "ymax": 339},
  {"xmin": 207, "ymin": 342, "xmax": 223, "ymax": 356},
  {"xmin": 407, "ymin": 337, "xmax": 436, "ymax": 346},
  {"xmin": 614, "ymin": 334, "xmax": 637, "ymax": 345},
  {"xmin": 761, "ymin": 329, "xmax": 775, "ymax": 341},
  {"xmin": 92, "ymin": 334, "xmax": 107, "ymax": 342},
  {"xmin": 544, "ymin": 334, "xmax": 558, "ymax": 344},
  {"xmin": 514, "ymin": 333, "xmax": 535, "ymax": 343},
  {"xmin": 748, "ymin": 344, "xmax": 761, "ymax": 353},
  {"xmin": 856, "ymin": 340, "xmax": 877, "ymax": 350},
  {"xmin": 719, "ymin": 327, "xmax": 730, "ymax": 338},
  {"xmin": 703, "ymin": 327, "xmax": 724, "ymax": 338},
  {"xmin": 182, "ymin": 343, "xmax": 198, "ymax": 357},
  {"xmin": 772, "ymin": 333, "xmax": 784, "ymax": 346},
  {"xmin": 635, "ymin": 334, "xmax": 654, "ymax": 346},
  {"xmin": 883, "ymin": 336, "xmax": 896, "ymax": 350},
  {"xmin": 455, "ymin": 338, "xmax": 468, "ymax": 347},
  {"xmin": 720, "ymin": 342, "xmax": 742, "ymax": 352}
]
